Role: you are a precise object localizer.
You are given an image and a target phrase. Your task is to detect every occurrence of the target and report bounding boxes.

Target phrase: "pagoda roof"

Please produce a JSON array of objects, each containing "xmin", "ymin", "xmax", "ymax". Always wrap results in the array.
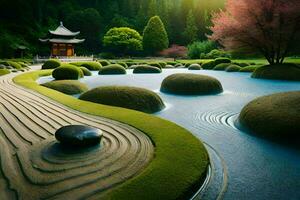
[
  {"xmin": 49, "ymin": 22, "xmax": 80, "ymax": 36},
  {"xmin": 39, "ymin": 38, "xmax": 85, "ymax": 44}
]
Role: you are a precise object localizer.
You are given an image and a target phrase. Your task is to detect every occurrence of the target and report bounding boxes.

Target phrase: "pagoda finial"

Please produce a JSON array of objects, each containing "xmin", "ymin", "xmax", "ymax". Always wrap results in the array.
[{"xmin": 60, "ymin": 21, "xmax": 63, "ymax": 26}]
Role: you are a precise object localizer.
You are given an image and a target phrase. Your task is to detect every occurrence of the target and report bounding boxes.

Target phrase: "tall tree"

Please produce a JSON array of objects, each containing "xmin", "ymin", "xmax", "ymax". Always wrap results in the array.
[
  {"xmin": 183, "ymin": 10, "xmax": 198, "ymax": 44},
  {"xmin": 210, "ymin": 0, "xmax": 300, "ymax": 64},
  {"xmin": 147, "ymin": 0, "xmax": 157, "ymax": 19}
]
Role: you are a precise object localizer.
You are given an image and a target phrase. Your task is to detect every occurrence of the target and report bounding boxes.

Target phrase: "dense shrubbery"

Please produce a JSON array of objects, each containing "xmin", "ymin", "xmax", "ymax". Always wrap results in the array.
[
  {"xmin": 41, "ymin": 80, "xmax": 88, "ymax": 95},
  {"xmin": 103, "ymin": 27, "xmax": 143, "ymax": 56},
  {"xmin": 239, "ymin": 91, "xmax": 300, "ymax": 144},
  {"xmin": 79, "ymin": 86, "xmax": 165, "ymax": 113},
  {"xmin": 202, "ymin": 60, "xmax": 216, "ymax": 69},
  {"xmin": 214, "ymin": 57, "xmax": 231, "ymax": 65},
  {"xmin": 52, "ymin": 64, "xmax": 83, "ymax": 80},
  {"xmin": 252, "ymin": 63, "xmax": 300, "ymax": 81},
  {"xmin": 188, "ymin": 64, "xmax": 202, "ymax": 70},
  {"xmin": 42, "ymin": 59, "xmax": 61, "ymax": 69},
  {"xmin": 213, "ymin": 63, "xmax": 231, "ymax": 70},
  {"xmin": 235, "ymin": 62, "xmax": 250, "ymax": 67},
  {"xmin": 133, "ymin": 65, "xmax": 162, "ymax": 73},
  {"xmin": 161, "ymin": 73, "xmax": 223, "ymax": 95},
  {"xmin": 98, "ymin": 64, "xmax": 126, "ymax": 75},
  {"xmin": 200, "ymin": 49, "xmax": 231, "ymax": 59},
  {"xmin": 0, "ymin": 69, "xmax": 10, "ymax": 76},
  {"xmin": 225, "ymin": 64, "xmax": 242, "ymax": 72},
  {"xmin": 187, "ymin": 40, "xmax": 217, "ymax": 59},
  {"xmin": 80, "ymin": 67, "xmax": 92, "ymax": 76}
]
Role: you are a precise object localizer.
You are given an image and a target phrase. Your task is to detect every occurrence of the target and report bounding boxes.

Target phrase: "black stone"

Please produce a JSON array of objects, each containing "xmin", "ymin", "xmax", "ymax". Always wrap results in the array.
[{"xmin": 55, "ymin": 125, "xmax": 103, "ymax": 147}]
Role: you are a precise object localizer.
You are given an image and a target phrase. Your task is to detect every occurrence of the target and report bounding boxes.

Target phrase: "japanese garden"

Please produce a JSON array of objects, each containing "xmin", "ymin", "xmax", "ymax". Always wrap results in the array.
[{"xmin": 0, "ymin": 0, "xmax": 300, "ymax": 199}]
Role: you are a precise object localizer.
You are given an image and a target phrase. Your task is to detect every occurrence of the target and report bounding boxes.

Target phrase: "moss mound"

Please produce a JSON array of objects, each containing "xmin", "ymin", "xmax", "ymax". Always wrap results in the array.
[
  {"xmin": 117, "ymin": 62, "xmax": 128, "ymax": 69},
  {"xmin": 80, "ymin": 67, "xmax": 92, "ymax": 76},
  {"xmin": 213, "ymin": 63, "xmax": 231, "ymax": 71},
  {"xmin": 239, "ymin": 91, "xmax": 300, "ymax": 143},
  {"xmin": 98, "ymin": 64, "xmax": 126, "ymax": 75},
  {"xmin": 226, "ymin": 64, "xmax": 242, "ymax": 72},
  {"xmin": 52, "ymin": 64, "xmax": 83, "ymax": 80},
  {"xmin": 161, "ymin": 73, "xmax": 223, "ymax": 95},
  {"xmin": 7, "ymin": 61, "xmax": 22, "ymax": 69},
  {"xmin": 80, "ymin": 62, "xmax": 102, "ymax": 71},
  {"xmin": 148, "ymin": 62, "xmax": 162, "ymax": 69},
  {"xmin": 188, "ymin": 64, "xmax": 202, "ymax": 70},
  {"xmin": 252, "ymin": 63, "xmax": 300, "ymax": 81},
  {"xmin": 98, "ymin": 60, "xmax": 111, "ymax": 66},
  {"xmin": 41, "ymin": 80, "xmax": 88, "ymax": 95},
  {"xmin": 133, "ymin": 65, "xmax": 162, "ymax": 74},
  {"xmin": 42, "ymin": 59, "xmax": 61, "ymax": 69},
  {"xmin": 0, "ymin": 69, "xmax": 10, "ymax": 76},
  {"xmin": 239, "ymin": 65, "xmax": 262, "ymax": 73},
  {"xmin": 202, "ymin": 60, "xmax": 216, "ymax": 70},
  {"xmin": 214, "ymin": 57, "xmax": 231, "ymax": 65},
  {"xmin": 235, "ymin": 62, "xmax": 250, "ymax": 67},
  {"xmin": 79, "ymin": 86, "xmax": 165, "ymax": 113}
]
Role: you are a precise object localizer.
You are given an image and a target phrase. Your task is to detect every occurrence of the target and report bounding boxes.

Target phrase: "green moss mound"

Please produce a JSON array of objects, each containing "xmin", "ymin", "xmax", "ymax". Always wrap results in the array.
[
  {"xmin": 239, "ymin": 91, "xmax": 300, "ymax": 144},
  {"xmin": 188, "ymin": 64, "xmax": 202, "ymax": 70},
  {"xmin": 80, "ymin": 67, "xmax": 92, "ymax": 76},
  {"xmin": 7, "ymin": 61, "xmax": 22, "ymax": 69},
  {"xmin": 148, "ymin": 62, "xmax": 162, "ymax": 69},
  {"xmin": 98, "ymin": 64, "xmax": 126, "ymax": 75},
  {"xmin": 239, "ymin": 65, "xmax": 262, "ymax": 73},
  {"xmin": 226, "ymin": 64, "xmax": 242, "ymax": 72},
  {"xmin": 42, "ymin": 59, "xmax": 61, "ymax": 69},
  {"xmin": 214, "ymin": 57, "xmax": 231, "ymax": 65},
  {"xmin": 79, "ymin": 86, "xmax": 165, "ymax": 113},
  {"xmin": 235, "ymin": 62, "xmax": 250, "ymax": 67},
  {"xmin": 202, "ymin": 60, "xmax": 216, "ymax": 69},
  {"xmin": 52, "ymin": 64, "xmax": 83, "ymax": 80},
  {"xmin": 41, "ymin": 80, "xmax": 88, "ymax": 95},
  {"xmin": 0, "ymin": 69, "xmax": 10, "ymax": 76},
  {"xmin": 161, "ymin": 73, "xmax": 223, "ymax": 95},
  {"xmin": 98, "ymin": 60, "xmax": 111, "ymax": 66},
  {"xmin": 213, "ymin": 63, "xmax": 231, "ymax": 71},
  {"xmin": 117, "ymin": 62, "xmax": 128, "ymax": 69},
  {"xmin": 252, "ymin": 63, "xmax": 300, "ymax": 81},
  {"xmin": 80, "ymin": 62, "xmax": 102, "ymax": 71},
  {"xmin": 133, "ymin": 65, "xmax": 162, "ymax": 74},
  {"xmin": 165, "ymin": 65, "xmax": 174, "ymax": 69}
]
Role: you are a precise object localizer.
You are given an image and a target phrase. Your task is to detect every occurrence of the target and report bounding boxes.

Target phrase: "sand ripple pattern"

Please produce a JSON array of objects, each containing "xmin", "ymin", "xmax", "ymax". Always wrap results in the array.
[{"xmin": 0, "ymin": 73, "xmax": 154, "ymax": 200}]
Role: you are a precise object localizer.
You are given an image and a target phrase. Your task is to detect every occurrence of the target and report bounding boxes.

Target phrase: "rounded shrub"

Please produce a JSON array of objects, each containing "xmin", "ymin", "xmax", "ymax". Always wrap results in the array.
[
  {"xmin": 188, "ymin": 64, "xmax": 202, "ymax": 70},
  {"xmin": 166, "ymin": 61, "xmax": 178, "ymax": 66},
  {"xmin": 80, "ymin": 62, "xmax": 102, "ymax": 71},
  {"xmin": 235, "ymin": 62, "xmax": 250, "ymax": 67},
  {"xmin": 98, "ymin": 60, "xmax": 111, "ymax": 66},
  {"xmin": 80, "ymin": 67, "xmax": 92, "ymax": 76},
  {"xmin": 213, "ymin": 63, "xmax": 231, "ymax": 71},
  {"xmin": 158, "ymin": 62, "xmax": 167, "ymax": 68},
  {"xmin": 117, "ymin": 62, "xmax": 128, "ymax": 69},
  {"xmin": 133, "ymin": 65, "xmax": 162, "ymax": 74},
  {"xmin": 202, "ymin": 60, "xmax": 216, "ymax": 70},
  {"xmin": 41, "ymin": 80, "xmax": 88, "ymax": 95},
  {"xmin": 175, "ymin": 63, "xmax": 184, "ymax": 68},
  {"xmin": 214, "ymin": 57, "xmax": 231, "ymax": 65},
  {"xmin": 98, "ymin": 64, "xmax": 126, "ymax": 75},
  {"xmin": 225, "ymin": 64, "xmax": 242, "ymax": 72},
  {"xmin": 42, "ymin": 59, "xmax": 61, "ymax": 69},
  {"xmin": 164, "ymin": 65, "xmax": 174, "ymax": 69},
  {"xmin": 52, "ymin": 64, "xmax": 83, "ymax": 80},
  {"xmin": 161, "ymin": 73, "xmax": 223, "ymax": 95},
  {"xmin": 0, "ymin": 69, "xmax": 10, "ymax": 76},
  {"xmin": 7, "ymin": 61, "xmax": 22, "ymax": 69},
  {"xmin": 252, "ymin": 63, "xmax": 300, "ymax": 81},
  {"xmin": 148, "ymin": 62, "xmax": 162, "ymax": 69},
  {"xmin": 79, "ymin": 86, "xmax": 165, "ymax": 113},
  {"xmin": 239, "ymin": 65, "xmax": 262, "ymax": 73},
  {"xmin": 239, "ymin": 91, "xmax": 300, "ymax": 144}
]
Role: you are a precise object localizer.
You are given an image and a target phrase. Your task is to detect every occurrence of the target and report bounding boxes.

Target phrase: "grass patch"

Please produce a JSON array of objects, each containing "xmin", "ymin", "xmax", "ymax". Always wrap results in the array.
[
  {"xmin": 41, "ymin": 80, "xmax": 88, "ymax": 95},
  {"xmin": 14, "ymin": 70, "xmax": 209, "ymax": 200},
  {"xmin": 0, "ymin": 69, "xmax": 10, "ymax": 76}
]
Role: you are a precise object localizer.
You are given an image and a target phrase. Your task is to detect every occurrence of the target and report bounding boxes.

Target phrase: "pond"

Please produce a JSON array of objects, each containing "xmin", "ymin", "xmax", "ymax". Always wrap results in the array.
[{"xmin": 38, "ymin": 69, "xmax": 300, "ymax": 200}]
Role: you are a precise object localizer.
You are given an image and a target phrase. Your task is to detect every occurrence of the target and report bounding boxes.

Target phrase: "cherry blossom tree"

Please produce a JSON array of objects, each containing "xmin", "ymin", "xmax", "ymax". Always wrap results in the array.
[{"xmin": 209, "ymin": 0, "xmax": 300, "ymax": 64}]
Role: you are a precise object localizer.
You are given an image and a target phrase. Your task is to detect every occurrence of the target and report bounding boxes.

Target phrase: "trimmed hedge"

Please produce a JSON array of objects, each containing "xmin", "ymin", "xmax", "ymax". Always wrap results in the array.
[
  {"xmin": 0, "ymin": 69, "xmax": 10, "ymax": 76},
  {"xmin": 161, "ymin": 73, "xmax": 223, "ymax": 95},
  {"xmin": 80, "ymin": 67, "xmax": 92, "ymax": 76},
  {"xmin": 252, "ymin": 63, "xmax": 300, "ymax": 81},
  {"xmin": 188, "ymin": 64, "xmax": 202, "ymax": 70},
  {"xmin": 213, "ymin": 63, "xmax": 231, "ymax": 71},
  {"xmin": 225, "ymin": 64, "xmax": 242, "ymax": 72},
  {"xmin": 41, "ymin": 80, "xmax": 88, "ymax": 95},
  {"xmin": 98, "ymin": 64, "xmax": 126, "ymax": 75},
  {"xmin": 79, "ymin": 86, "xmax": 165, "ymax": 113},
  {"xmin": 42, "ymin": 59, "xmax": 61, "ymax": 69},
  {"xmin": 239, "ymin": 91, "xmax": 300, "ymax": 144},
  {"xmin": 133, "ymin": 65, "xmax": 162, "ymax": 74},
  {"xmin": 202, "ymin": 60, "xmax": 216, "ymax": 70},
  {"xmin": 52, "ymin": 64, "xmax": 83, "ymax": 80},
  {"xmin": 214, "ymin": 57, "xmax": 231, "ymax": 65}
]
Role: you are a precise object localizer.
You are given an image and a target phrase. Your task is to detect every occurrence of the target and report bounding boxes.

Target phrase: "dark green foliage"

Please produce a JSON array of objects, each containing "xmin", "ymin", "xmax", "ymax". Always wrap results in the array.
[
  {"xmin": 213, "ymin": 63, "xmax": 231, "ymax": 70},
  {"xmin": 52, "ymin": 64, "xmax": 82, "ymax": 80},
  {"xmin": 42, "ymin": 59, "xmax": 61, "ymax": 69},
  {"xmin": 41, "ymin": 80, "xmax": 88, "ymax": 95},
  {"xmin": 166, "ymin": 61, "xmax": 178, "ymax": 65},
  {"xmin": 239, "ymin": 65, "xmax": 262, "ymax": 72},
  {"xmin": 239, "ymin": 91, "xmax": 300, "ymax": 144},
  {"xmin": 98, "ymin": 64, "xmax": 126, "ymax": 75},
  {"xmin": 80, "ymin": 67, "xmax": 92, "ymax": 76},
  {"xmin": 71, "ymin": 62, "xmax": 102, "ymax": 71},
  {"xmin": 252, "ymin": 63, "xmax": 300, "ymax": 81},
  {"xmin": 214, "ymin": 57, "xmax": 231, "ymax": 65},
  {"xmin": 202, "ymin": 60, "xmax": 216, "ymax": 69},
  {"xmin": 235, "ymin": 62, "xmax": 250, "ymax": 67},
  {"xmin": 188, "ymin": 64, "xmax": 202, "ymax": 70},
  {"xmin": 225, "ymin": 65, "xmax": 241, "ymax": 72},
  {"xmin": 183, "ymin": 10, "xmax": 198, "ymax": 44},
  {"xmin": 117, "ymin": 62, "xmax": 128, "ymax": 69},
  {"xmin": 187, "ymin": 40, "xmax": 216, "ymax": 59},
  {"xmin": 161, "ymin": 73, "xmax": 223, "ymax": 95},
  {"xmin": 98, "ymin": 60, "xmax": 111, "ymax": 66},
  {"xmin": 79, "ymin": 86, "xmax": 165, "ymax": 113},
  {"xmin": 200, "ymin": 49, "xmax": 231, "ymax": 59},
  {"xmin": 103, "ymin": 27, "xmax": 143, "ymax": 56},
  {"xmin": 147, "ymin": 62, "xmax": 162, "ymax": 69},
  {"xmin": 133, "ymin": 65, "xmax": 162, "ymax": 74},
  {"xmin": 0, "ymin": 69, "xmax": 10, "ymax": 76},
  {"xmin": 158, "ymin": 62, "xmax": 167, "ymax": 68},
  {"xmin": 143, "ymin": 16, "xmax": 169, "ymax": 55}
]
